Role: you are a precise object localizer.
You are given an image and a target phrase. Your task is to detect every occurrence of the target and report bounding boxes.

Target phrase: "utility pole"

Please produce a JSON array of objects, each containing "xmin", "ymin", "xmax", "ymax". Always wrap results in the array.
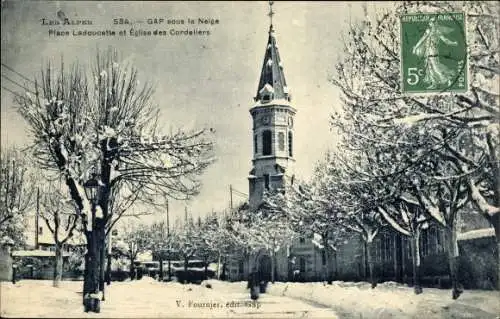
[
  {"xmin": 35, "ymin": 187, "xmax": 39, "ymax": 249},
  {"xmin": 229, "ymin": 184, "xmax": 233, "ymax": 210},
  {"xmin": 166, "ymin": 199, "xmax": 170, "ymax": 236},
  {"xmin": 166, "ymin": 198, "xmax": 171, "ymax": 281}
]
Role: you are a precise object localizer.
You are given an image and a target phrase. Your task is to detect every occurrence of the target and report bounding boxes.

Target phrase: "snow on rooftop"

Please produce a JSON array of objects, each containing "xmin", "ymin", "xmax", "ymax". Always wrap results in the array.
[
  {"xmin": 253, "ymin": 98, "xmax": 292, "ymax": 108},
  {"xmin": 136, "ymin": 250, "xmax": 153, "ymax": 262},
  {"xmin": 267, "ymin": 59, "xmax": 273, "ymax": 67},
  {"xmin": 458, "ymin": 228, "xmax": 495, "ymax": 241},
  {"xmin": 260, "ymin": 83, "xmax": 275, "ymax": 93},
  {"xmin": 12, "ymin": 249, "xmax": 70, "ymax": 258}
]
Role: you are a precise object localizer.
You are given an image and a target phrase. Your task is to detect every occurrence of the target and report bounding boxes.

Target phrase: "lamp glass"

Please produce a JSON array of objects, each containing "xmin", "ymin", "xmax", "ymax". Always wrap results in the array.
[{"xmin": 83, "ymin": 177, "xmax": 100, "ymax": 203}]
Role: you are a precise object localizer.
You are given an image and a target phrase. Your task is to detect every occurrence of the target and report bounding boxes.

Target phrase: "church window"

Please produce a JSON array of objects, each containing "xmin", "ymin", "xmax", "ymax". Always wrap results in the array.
[
  {"xmin": 264, "ymin": 174, "xmax": 270, "ymax": 190},
  {"xmin": 288, "ymin": 132, "xmax": 293, "ymax": 157},
  {"xmin": 278, "ymin": 132, "xmax": 285, "ymax": 151},
  {"xmin": 262, "ymin": 130, "xmax": 272, "ymax": 155},
  {"xmin": 254, "ymin": 134, "xmax": 258, "ymax": 154},
  {"xmin": 321, "ymin": 250, "xmax": 326, "ymax": 266},
  {"xmin": 299, "ymin": 235, "xmax": 305, "ymax": 244},
  {"xmin": 238, "ymin": 260, "xmax": 244, "ymax": 274}
]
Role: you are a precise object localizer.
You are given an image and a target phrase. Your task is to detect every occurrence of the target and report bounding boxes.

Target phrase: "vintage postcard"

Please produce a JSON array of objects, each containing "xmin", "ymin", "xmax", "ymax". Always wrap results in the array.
[{"xmin": 1, "ymin": 1, "xmax": 499, "ymax": 318}]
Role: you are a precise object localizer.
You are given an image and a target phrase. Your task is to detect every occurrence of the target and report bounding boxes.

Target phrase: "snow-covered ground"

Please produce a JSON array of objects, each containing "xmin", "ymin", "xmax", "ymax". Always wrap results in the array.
[
  {"xmin": 0, "ymin": 278, "xmax": 336, "ymax": 318},
  {"xmin": 2, "ymin": 279, "xmax": 499, "ymax": 318},
  {"xmin": 204, "ymin": 280, "xmax": 500, "ymax": 319}
]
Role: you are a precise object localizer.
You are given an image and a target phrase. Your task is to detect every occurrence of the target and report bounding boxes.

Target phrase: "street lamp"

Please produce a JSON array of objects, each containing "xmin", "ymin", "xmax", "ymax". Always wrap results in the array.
[
  {"xmin": 83, "ymin": 175, "xmax": 101, "ymax": 205},
  {"xmin": 82, "ymin": 174, "xmax": 102, "ymax": 313}
]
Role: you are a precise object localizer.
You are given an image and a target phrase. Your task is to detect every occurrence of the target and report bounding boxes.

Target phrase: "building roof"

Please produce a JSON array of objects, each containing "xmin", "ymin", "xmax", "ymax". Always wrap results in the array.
[
  {"xmin": 254, "ymin": 25, "xmax": 290, "ymax": 103},
  {"xmin": 457, "ymin": 227, "xmax": 495, "ymax": 241},
  {"xmin": 12, "ymin": 249, "xmax": 70, "ymax": 258}
]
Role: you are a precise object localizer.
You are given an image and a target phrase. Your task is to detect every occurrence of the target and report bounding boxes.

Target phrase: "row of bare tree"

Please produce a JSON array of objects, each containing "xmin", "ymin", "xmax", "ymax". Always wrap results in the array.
[{"xmin": 261, "ymin": 0, "xmax": 499, "ymax": 300}]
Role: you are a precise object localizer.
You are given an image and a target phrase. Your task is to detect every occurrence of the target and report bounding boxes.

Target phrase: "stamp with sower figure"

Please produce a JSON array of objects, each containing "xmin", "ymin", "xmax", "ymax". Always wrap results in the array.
[{"xmin": 400, "ymin": 12, "xmax": 467, "ymax": 94}]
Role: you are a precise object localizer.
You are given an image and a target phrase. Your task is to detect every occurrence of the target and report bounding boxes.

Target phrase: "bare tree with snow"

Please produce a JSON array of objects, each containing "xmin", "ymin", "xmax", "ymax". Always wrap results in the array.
[
  {"xmin": 332, "ymin": 1, "xmax": 499, "ymax": 294},
  {"xmin": 39, "ymin": 183, "xmax": 80, "ymax": 287},
  {"xmin": 0, "ymin": 147, "xmax": 32, "ymax": 248},
  {"xmin": 264, "ymin": 181, "xmax": 344, "ymax": 285},
  {"xmin": 15, "ymin": 49, "xmax": 215, "ymax": 312}
]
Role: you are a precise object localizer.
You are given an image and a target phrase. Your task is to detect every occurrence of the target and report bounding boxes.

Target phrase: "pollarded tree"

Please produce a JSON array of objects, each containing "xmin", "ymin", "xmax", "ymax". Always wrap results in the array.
[
  {"xmin": 264, "ymin": 180, "xmax": 346, "ymax": 285},
  {"xmin": 331, "ymin": 114, "xmax": 459, "ymax": 294},
  {"xmin": 0, "ymin": 147, "xmax": 32, "ymax": 248},
  {"xmin": 114, "ymin": 221, "xmax": 150, "ymax": 279},
  {"xmin": 194, "ymin": 213, "xmax": 235, "ymax": 280},
  {"xmin": 221, "ymin": 203, "xmax": 266, "ymax": 277},
  {"xmin": 104, "ymin": 184, "xmax": 152, "ymax": 286},
  {"xmin": 253, "ymin": 208, "xmax": 295, "ymax": 283},
  {"xmin": 16, "ymin": 49, "xmax": 215, "ymax": 310},
  {"xmin": 148, "ymin": 219, "xmax": 176, "ymax": 281},
  {"xmin": 39, "ymin": 182, "xmax": 80, "ymax": 287},
  {"xmin": 332, "ymin": 1, "xmax": 499, "ymax": 292},
  {"xmin": 173, "ymin": 217, "xmax": 201, "ymax": 282},
  {"xmin": 313, "ymin": 151, "xmax": 384, "ymax": 288}
]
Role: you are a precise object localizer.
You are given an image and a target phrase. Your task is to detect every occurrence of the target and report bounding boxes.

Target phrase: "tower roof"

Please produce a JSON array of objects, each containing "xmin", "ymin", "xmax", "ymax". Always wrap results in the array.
[{"xmin": 255, "ymin": 26, "xmax": 290, "ymax": 102}]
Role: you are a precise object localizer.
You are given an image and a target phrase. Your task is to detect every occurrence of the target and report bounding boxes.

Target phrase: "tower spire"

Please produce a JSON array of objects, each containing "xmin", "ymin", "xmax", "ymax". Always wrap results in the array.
[
  {"xmin": 254, "ymin": 1, "xmax": 290, "ymax": 103},
  {"xmin": 268, "ymin": 1, "xmax": 275, "ymax": 32}
]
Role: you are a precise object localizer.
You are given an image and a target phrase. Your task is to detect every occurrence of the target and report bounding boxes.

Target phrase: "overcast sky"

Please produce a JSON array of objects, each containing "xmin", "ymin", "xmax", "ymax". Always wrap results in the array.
[{"xmin": 1, "ymin": 1, "xmax": 373, "ymax": 224}]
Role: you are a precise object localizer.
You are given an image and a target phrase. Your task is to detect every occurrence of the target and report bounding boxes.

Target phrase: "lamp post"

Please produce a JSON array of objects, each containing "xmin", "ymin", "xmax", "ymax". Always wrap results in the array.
[
  {"xmin": 83, "ymin": 175, "xmax": 102, "ymax": 313},
  {"xmin": 106, "ymin": 230, "xmax": 113, "ymax": 285}
]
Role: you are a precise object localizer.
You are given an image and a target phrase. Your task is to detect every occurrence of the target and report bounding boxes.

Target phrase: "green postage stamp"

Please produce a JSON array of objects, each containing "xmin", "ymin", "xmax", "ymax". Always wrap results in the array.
[{"xmin": 400, "ymin": 12, "xmax": 467, "ymax": 94}]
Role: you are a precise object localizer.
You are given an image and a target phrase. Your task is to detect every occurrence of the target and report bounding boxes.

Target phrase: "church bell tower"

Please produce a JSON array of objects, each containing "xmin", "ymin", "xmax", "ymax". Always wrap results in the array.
[{"xmin": 248, "ymin": 2, "xmax": 296, "ymax": 209}]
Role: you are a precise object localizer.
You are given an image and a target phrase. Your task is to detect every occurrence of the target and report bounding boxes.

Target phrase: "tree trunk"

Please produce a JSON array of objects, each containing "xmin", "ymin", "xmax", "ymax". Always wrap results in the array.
[
  {"xmin": 99, "ymin": 227, "xmax": 106, "ymax": 301},
  {"xmin": 366, "ymin": 239, "xmax": 377, "ymax": 288},
  {"xmin": 493, "ymin": 214, "xmax": 500, "ymax": 291},
  {"xmin": 159, "ymin": 254, "xmax": 164, "ymax": 281},
  {"xmin": 446, "ymin": 224, "xmax": 463, "ymax": 299},
  {"xmin": 168, "ymin": 259, "xmax": 172, "ymax": 281},
  {"xmin": 410, "ymin": 230, "xmax": 422, "ymax": 295},
  {"xmin": 129, "ymin": 257, "xmax": 135, "ymax": 280},
  {"xmin": 83, "ymin": 222, "xmax": 101, "ymax": 312},
  {"xmin": 83, "ymin": 232, "xmax": 91, "ymax": 305},
  {"xmin": 106, "ymin": 250, "xmax": 112, "ymax": 285},
  {"xmin": 184, "ymin": 257, "xmax": 189, "ymax": 284},
  {"xmin": 497, "ymin": 234, "xmax": 500, "ymax": 291},
  {"xmin": 363, "ymin": 240, "xmax": 368, "ymax": 280},
  {"xmin": 204, "ymin": 260, "xmax": 208, "ymax": 280},
  {"xmin": 216, "ymin": 251, "xmax": 221, "ymax": 279},
  {"xmin": 324, "ymin": 235, "xmax": 333, "ymax": 284},
  {"xmin": 270, "ymin": 251, "xmax": 275, "ymax": 283},
  {"xmin": 325, "ymin": 246, "xmax": 332, "ymax": 284},
  {"xmin": 53, "ymin": 243, "xmax": 63, "ymax": 287},
  {"xmin": 333, "ymin": 250, "xmax": 338, "ymax": 279},
  {"xmin": 246, "ymin": 253, "xmax": 251, "ymax": 281},
  {"xmin": 402, "ymin": 236, "xmax": 407, "ymax": 285},
  {"xmin": 393, "ymin": 233, "xmax": 398, "ymax": 282}
]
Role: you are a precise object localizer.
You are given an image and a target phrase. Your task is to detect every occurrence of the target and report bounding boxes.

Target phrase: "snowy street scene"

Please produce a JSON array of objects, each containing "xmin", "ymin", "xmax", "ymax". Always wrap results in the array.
[
  {"xmin": 1, "ymin": 1, "xmax": 499, "ymax": 318},
  {"xmin": 2, "ymin": 279, "xmax": 499, "ymax": 318}
]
